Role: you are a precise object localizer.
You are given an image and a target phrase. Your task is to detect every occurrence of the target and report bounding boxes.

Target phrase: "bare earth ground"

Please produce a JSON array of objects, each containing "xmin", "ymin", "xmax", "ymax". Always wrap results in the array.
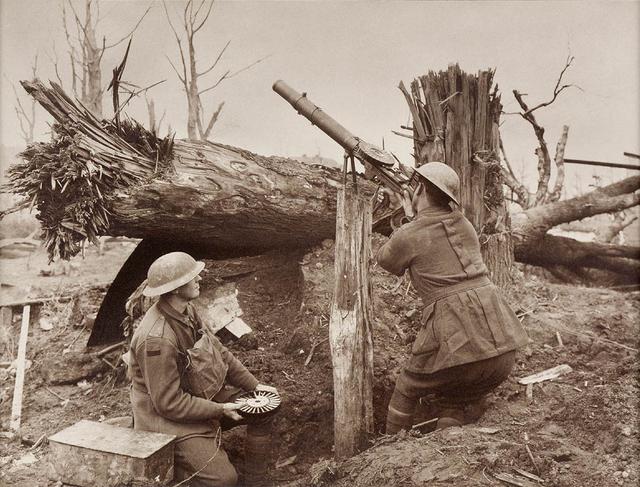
[{"xmin": 0, "ymin": 236, "xmax": 638, "ymax": 487}]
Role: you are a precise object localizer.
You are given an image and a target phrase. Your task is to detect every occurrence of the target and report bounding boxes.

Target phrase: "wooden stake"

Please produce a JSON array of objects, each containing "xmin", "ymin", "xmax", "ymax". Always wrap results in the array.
[
  {"xmin": 95, "ymin": 340, "xmax": 127, "ymax": 357},
  {"xmin": 10, "ymin": 305, "xmax": 31, "ymax": 432},
  {"xmin": 329, "ymin": 188, "xmax": 374, "ymax": 460}
]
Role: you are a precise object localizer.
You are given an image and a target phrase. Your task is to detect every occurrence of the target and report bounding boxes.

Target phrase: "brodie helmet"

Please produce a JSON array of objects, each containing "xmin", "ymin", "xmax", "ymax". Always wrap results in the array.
[
  {"xmin": 143, "ymin": 252, "xmax": 205, "ymax": 297},
  {"xmin": 414, "ymin": 162, "xmax": 460, "ymax": 205}
]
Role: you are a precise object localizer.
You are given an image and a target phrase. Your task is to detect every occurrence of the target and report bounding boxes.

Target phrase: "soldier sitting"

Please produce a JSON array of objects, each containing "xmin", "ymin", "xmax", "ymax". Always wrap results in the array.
[{"xmin": 128, "ymin": 251, "xmax": 277, "ymax": 487}]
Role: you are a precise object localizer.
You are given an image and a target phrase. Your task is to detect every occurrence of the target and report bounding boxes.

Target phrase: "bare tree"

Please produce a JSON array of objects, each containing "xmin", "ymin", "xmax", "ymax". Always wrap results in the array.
[
  {"xmin": 60, "ymin": 0, "xmax": 151, "ymax": 118},
  {"xmin": 500, "ymin": 56, "xmax": 577, "ymax": 209},
  {"xmin": 145, "ymin": 95, "xmax": 166, "ymax": 135},
  {"xmin": 11, "ymin": 55, "xmax": 39, "ymax": 144},
  {"xmin": 596, "ymin": 210, "xmax": 639, "ymax": 244},
  {"xmin": 398, "ymin": 60, "xmax": 639, "ymax": 282},
  {"xmin": 162, "ymin": 0, "xmax": 267, "ymax": 141}
]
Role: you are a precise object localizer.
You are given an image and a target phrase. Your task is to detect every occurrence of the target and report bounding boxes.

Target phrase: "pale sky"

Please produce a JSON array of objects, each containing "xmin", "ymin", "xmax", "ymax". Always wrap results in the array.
[{"xmin": 1, "ymin": 0, "xmax": 639, "ymax": 194}]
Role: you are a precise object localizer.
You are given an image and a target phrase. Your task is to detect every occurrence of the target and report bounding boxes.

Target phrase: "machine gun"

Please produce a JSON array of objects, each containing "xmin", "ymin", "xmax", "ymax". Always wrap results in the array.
[{"xmin": 272, "ymin": 80, "xmax": 415, "ymax": 195}]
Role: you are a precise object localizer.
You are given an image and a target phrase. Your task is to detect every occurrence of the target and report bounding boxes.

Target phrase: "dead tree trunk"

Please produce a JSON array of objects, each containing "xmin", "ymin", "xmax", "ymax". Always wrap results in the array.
[
  {"xmin": 9, "ymin": 80, "xmax": 639, "ymax": 283},
  {"xmin": 513, "ymin": 175, "xmax": 640, "ymax": 277},
  {"xmin": 399, "ymin": 65, "xmax": 512, "ymax": 286},
  {"xmin": 329, "ymin": 189, "xmax": 374, "ymax": 459},
  {"xmin": 107, "ymin": 140, "xmax": 345, "ymax": 252}
]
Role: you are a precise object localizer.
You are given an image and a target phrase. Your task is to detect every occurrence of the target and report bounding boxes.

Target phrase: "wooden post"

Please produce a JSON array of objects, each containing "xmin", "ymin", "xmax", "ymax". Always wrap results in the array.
[
  {"xmin": 11, "ymin": 305, "xmax": 31, "ymax": 432},
  {"xmin": 329, "ymin": 188, "xmax": 374, "ymax": 460}
]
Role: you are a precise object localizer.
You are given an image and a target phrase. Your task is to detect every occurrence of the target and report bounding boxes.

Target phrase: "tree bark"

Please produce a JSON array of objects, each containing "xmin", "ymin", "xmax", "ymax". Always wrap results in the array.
[
  {"xmin": 516, "ymin": 234, "xmax": 640, "ymax": 276},
  {"xmin": 106, "ymin": 140, "xmax": 348, "ymax": 252},
  {"xmin": 401, "ymin": 65, "xmax": 513, "ymax": 286},
  {"xmin": 329, "ymin": 189, "xmax": 374, "ymax": 459},
  {"xmin": 13, "ymin": 79, "xmax": 640, "ymax": 282}
]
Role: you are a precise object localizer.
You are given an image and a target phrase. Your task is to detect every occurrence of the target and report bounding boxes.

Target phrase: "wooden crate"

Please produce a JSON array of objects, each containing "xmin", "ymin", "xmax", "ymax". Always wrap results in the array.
[{"xmin": 48, "ymin": 420, "xmax": 175, "ymax": 486}]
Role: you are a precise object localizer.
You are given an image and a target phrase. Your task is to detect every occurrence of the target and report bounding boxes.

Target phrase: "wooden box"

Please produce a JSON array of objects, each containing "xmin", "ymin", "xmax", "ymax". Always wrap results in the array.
[{"xmin": 48, "ymin": 420, "xmax": 175, "ymax": 486}]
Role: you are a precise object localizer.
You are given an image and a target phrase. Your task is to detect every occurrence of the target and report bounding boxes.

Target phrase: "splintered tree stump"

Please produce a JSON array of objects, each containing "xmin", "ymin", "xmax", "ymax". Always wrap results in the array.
[
  {"xmin": 401, "ymin": 65, "xmax": 513, "ymax": 286},
  {"xmin": 329, "ymin": 188, "xmax": 374, "ymax": 459}
]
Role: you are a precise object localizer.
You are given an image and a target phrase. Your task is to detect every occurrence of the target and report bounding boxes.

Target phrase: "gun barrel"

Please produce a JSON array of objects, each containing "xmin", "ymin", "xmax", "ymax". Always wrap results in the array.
[{"xmin": 272, "ymin": 80, "xmax": 359, "ymax": 153}]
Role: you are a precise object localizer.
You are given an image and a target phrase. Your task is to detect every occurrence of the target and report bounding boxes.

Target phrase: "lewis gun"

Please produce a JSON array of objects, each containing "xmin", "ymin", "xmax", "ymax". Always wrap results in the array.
[{"xmin": 272, "ymin": 80, "xmax": 415, "ymax": 195}]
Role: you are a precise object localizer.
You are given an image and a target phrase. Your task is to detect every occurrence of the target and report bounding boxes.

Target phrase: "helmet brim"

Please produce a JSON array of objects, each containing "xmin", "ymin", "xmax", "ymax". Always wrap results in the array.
[
  {"xmin": 415, "ymin": 169, "xmax": 460, "ymax": 205},
  {"xmin": 143, "ymin": 261, "xmax": 205, "ymax": 297},
  {"xmin": 426, "ymin": 178, "xmax": 459, "ymax": 205}
]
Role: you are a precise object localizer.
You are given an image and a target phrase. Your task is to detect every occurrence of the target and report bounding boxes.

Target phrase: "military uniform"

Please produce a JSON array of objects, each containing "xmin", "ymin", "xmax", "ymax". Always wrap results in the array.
[
  {"xmin": 377, "ymin": 207, "xmax": 529, "ymax": 431},
  {"xmin": 129, "ymin": 298, "xmax": 259, "ymax": 486}
]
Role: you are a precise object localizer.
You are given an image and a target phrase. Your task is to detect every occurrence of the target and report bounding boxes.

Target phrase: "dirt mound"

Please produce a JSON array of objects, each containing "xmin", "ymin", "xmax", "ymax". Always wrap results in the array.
[
  {"xmin": 293, "ymin": 280, "xmax": 640, "ymax": 487},
  {"xmin": 1, "ymin": 240, "xmax": 638, "ymax": 486}
]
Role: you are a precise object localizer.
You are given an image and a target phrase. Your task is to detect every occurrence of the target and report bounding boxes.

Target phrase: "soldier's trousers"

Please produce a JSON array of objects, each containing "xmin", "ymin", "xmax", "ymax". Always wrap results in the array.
[
  {"xmin": 173, "ymin": 388, "xmax": 273, "ymax": 487},
  {"xmin": 386, "ymin": 350, "xmax": 516, "ymax": 434}
]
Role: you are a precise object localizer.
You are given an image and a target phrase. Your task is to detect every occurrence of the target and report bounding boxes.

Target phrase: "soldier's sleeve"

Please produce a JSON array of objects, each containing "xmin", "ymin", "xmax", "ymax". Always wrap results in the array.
[
  {"xmin": 376, "ymin": 227, "xmax": 414, "ymax": 276},
  {"xmin": 133, "ymin": 336, "xmax": 225, "ymax": 421}
]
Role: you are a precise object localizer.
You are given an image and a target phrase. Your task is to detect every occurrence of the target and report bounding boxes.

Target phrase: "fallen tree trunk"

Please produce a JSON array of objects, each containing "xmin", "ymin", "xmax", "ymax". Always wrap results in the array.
[
  {"xmin": 107, "ymin": 139, "xmax": 347, "ymax": 251},
  {"xmin": 516, "ymin": 234, "xmax": 640, "ymax": 275},
  {"xmin": 8, "ymin": 81, "xmax": 640, "ymax": 279},
  {"xmin": 9, "ymin": 81, "xmax": 362, "ymax": 260},
  {"xmin": 512, "ymin": 175, "xmax": 640, "ymax": 276}
]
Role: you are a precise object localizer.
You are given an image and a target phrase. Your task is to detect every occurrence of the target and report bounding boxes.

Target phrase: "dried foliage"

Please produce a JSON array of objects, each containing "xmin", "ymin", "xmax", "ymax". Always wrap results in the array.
[{"xmin": 5, "ymin": 81, "xmax": 174, "ymax": 261}]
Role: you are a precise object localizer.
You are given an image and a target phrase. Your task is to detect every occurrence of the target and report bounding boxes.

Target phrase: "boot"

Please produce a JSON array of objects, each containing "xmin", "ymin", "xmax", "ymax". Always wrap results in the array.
[
  {"xmin": 243, "ymin": 431, "xmax": 270, "ymax": 487},
  {"xmin": 435, "ymin": 407, "xmax": 465, "ymax": 430},
  {"xmin": 385, "ymin": 405, "xmax": 415, "ymax": 434},
  {"xmin": 386, "ymin": 388, "xmax": 418, "ymax": 434}
]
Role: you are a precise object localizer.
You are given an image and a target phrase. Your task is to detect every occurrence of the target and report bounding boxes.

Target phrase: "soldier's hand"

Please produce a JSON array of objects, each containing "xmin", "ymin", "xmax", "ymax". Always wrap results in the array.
[
  {"xmin": 255, "ymin": 383, "xmax": 278, "ymax": 395},
  {"xmin": 401, "ymin": 186, "xmax": 415, "ymax": 219},
  {"xmin": 222, "ymin": 402, "xmax": 243, "ymax": 421}
]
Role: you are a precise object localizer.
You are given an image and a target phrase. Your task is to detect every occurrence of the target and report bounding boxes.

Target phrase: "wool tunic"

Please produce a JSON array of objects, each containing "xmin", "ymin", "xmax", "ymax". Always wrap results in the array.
[
  {"xmin": 377, "ymin": 207, "xmax": 528, "ymax": 374},
  {"xmin": 129, "ymin": 298, "xmax": 258, "ymax": 439}
]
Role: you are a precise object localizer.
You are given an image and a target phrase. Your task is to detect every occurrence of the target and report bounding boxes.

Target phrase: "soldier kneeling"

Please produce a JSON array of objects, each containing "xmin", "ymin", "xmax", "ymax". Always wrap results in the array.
[{"xmin": 128, "ymin": 252, "xmax": 277, "ymax": 487}]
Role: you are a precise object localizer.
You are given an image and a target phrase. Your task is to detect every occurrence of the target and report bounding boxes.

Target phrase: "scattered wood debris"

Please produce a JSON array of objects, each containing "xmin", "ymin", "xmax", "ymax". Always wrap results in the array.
[
  {"xmin": 411, "ymin": 417, "xmax": 439, "ymax": 433},
  {"xmin": 305, "ymin": 337, "xmax": 329, "ymax": 366},
  {"xmin": 513, "ymin": 467, "xmax": 545, "ymax": 483},
  {"xmin": 526, "ymin": 383, "xmax": 534, "ymax": 404},
  {"xmin": 494, "ymin": 471, "xmax": 540, "ymax": 487},
  {"xmin": 275, "ymin": 455, "xmax": 297, "ymax": 469},
  {"xmin": 518, "ymin": 364, "xmax": 573, "ymax": 385},
  {"xmin": 555, "ymin": 331, "xmax": 563, "ymax": 348}
]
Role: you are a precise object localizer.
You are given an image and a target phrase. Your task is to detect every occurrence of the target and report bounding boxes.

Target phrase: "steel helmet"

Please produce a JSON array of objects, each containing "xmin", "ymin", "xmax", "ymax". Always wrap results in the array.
[
  {"xmin": 143, "ymin": 252, "xmax": 205, "ymax": 297},
  {"xmin": 414, "ymin": 162, "xmax": 460, "ymax": 205}
]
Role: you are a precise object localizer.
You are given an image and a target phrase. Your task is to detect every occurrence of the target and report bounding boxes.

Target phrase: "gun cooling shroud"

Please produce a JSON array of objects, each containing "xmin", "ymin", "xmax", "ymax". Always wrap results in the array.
[{"xmin": 272, "ymin": 80, "xmax": 414, "ymax": 199}]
